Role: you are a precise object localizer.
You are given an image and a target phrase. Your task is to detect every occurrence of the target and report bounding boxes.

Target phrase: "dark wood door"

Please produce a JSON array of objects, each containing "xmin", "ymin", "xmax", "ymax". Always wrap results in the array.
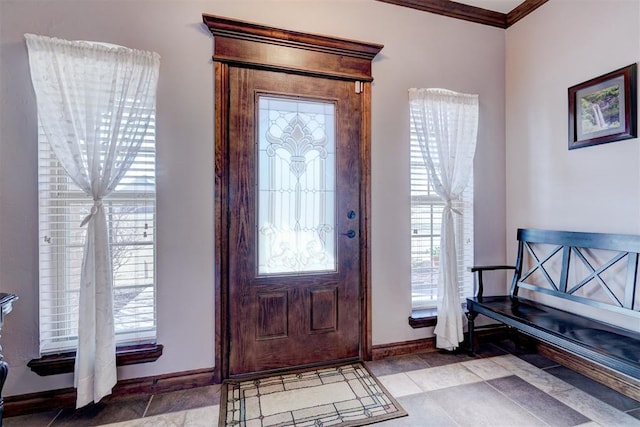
[{"xmin": 227, "ymin": 67, "xmax": 362, "ymax": 375}]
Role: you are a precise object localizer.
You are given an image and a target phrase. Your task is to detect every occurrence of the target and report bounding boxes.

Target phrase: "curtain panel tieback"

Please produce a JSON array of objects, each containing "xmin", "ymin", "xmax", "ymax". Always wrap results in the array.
[
  {"xmin": 443, "ymin": 200, "xmax": 462, "ymax": 216},
  {"xmin": 80, "ymin": 199, "xmax": 103, "ymax": 227}
]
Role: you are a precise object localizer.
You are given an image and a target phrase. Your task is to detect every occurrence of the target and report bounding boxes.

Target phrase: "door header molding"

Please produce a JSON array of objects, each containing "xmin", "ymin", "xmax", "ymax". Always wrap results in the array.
[{"xmin": 202, "ymin": 14, "xmax": 383, "ymax": 81}]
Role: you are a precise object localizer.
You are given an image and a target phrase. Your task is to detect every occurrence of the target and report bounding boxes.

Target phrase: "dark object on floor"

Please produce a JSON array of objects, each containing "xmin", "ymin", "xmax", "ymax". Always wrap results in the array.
[{"xmin": 0, "ymin": 294, "xmax": 18, "ymax": 427}]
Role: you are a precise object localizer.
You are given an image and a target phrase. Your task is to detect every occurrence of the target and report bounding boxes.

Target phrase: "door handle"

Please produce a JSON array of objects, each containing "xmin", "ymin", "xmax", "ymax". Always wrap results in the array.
[{"xmin": 342, "ymin": 230, "xmax": 356, "ymax": 238}]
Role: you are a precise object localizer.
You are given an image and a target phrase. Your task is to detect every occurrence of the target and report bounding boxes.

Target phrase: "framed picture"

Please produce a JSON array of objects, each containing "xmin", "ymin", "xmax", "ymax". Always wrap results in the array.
[{"xmin": 568, "ymin": 63, "xmax": 637, "ymax": 150}]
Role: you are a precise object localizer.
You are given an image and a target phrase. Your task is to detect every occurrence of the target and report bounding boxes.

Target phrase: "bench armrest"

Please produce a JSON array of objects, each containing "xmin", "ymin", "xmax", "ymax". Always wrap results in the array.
[{"xmin": 468, "ymin": 265, "xmax": 515, "ymax": 299}]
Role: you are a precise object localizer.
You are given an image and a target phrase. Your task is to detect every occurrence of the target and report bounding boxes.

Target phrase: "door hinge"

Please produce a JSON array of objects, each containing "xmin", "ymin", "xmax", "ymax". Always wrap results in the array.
[{"xmin": 355, "ymin": 81, "xmax": 362, "ymax": 94}]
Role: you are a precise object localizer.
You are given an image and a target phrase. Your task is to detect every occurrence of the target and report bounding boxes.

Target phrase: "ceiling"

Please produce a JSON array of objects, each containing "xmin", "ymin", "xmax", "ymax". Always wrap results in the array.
[{"xmin": 458, "ymin": 0, "xmax": 524, "ymax": 14}]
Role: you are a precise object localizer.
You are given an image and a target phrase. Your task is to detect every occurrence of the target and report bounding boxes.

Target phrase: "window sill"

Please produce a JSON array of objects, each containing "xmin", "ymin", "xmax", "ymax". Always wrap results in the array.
[
  {"xmin": 27, "ymin": 343, "xmax": 163, "ymax": 376},
  {"xmin": 409, "ymin": 305, "xmax": 469, "ymax": 329},
  {"xmin": 408, "ymin": 308, "xmax": 438, "ymax": 328}
]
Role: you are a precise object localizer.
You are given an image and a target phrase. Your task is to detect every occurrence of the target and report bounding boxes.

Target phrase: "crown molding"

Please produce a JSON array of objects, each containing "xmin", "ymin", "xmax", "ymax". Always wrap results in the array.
[
  {"xmin": 506, "ymin": 0, "xmax": 549, "ymax": 27},
  {"xmin": 375, "ymin": 0, "xmax": 548, "ymax": 29}
]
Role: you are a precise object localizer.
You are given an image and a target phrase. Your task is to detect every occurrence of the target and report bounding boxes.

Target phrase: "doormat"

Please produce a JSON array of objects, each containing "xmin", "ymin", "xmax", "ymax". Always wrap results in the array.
[{"xmin": 219, "ymin": 362, "xmax": 407, "ymax": 426}]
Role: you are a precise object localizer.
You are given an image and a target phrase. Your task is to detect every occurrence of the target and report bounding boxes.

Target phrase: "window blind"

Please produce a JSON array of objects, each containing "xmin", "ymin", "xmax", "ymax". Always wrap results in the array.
[
  {"xmin": 410, "ymin": 118, "xmax": 473, "ymax": 309},
  {"xmin": 38, "ymin": 121, "xmax": 157, "ymax": 354}
]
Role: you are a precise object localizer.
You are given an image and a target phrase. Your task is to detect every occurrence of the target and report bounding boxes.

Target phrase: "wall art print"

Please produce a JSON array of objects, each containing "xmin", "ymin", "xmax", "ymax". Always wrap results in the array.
[{"xmin": 568, "ymin": 63, "xmax": 637, "ymax": 150}]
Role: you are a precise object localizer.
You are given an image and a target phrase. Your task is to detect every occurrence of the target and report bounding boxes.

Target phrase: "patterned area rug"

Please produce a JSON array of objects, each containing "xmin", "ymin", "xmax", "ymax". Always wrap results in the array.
[{"xmin": 219, "ymin": 362, "xmax": 407, "ymax": 426}]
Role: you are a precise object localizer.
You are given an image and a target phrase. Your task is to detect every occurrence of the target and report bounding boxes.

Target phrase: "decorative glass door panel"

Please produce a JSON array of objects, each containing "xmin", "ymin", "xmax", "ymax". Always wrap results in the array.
[{"xmin": 257, "ymin": 96, "xmax": 336, "ymax": 275}]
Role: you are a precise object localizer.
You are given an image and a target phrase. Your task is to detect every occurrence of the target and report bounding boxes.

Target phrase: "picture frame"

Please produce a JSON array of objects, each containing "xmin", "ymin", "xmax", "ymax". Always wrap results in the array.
[{"xmin": 568, "ymin": 63, "xmax": 637, "ymax": 150}]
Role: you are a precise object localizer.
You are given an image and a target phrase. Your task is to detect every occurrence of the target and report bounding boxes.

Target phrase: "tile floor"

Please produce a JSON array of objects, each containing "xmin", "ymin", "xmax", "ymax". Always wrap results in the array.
[{"xmin": 5, "ymin": 340, "xmax": 640, "ymax": 426}]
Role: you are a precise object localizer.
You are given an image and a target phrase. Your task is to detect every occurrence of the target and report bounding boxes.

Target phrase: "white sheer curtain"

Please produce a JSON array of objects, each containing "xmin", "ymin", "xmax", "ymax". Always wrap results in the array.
[
  {"xmin": 409, "ymin": 88, "xmax": 478, "ymax": 351},
  {"xmin": 26, "ymin": 34, "xmax": 160, "ymax": 407}
]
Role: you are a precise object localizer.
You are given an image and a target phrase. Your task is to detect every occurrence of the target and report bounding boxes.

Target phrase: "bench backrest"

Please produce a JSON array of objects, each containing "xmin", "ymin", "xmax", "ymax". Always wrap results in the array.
[{"xmin": 511, "ymin": 229, "xmax": 640, "ymax": 319}]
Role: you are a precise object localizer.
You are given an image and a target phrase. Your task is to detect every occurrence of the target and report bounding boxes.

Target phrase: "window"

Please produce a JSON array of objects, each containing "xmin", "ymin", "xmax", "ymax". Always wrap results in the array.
[
  {"xmin": 410, "ymin": 115, "xmax": 473, "ymax": 309},
  {"xmin": 38, "ymin": 121, "xmax": 156, "ymax": 354}
]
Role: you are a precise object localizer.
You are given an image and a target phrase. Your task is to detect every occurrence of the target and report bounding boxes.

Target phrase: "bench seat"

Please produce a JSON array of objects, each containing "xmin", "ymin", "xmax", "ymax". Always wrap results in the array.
[{"xmin": 467, "ymin": 295, "xmax": 640, "ymax": 379}]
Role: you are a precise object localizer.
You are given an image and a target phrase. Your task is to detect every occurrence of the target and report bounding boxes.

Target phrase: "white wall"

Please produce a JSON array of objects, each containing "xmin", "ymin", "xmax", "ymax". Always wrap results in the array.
[
  {"xmin": 505, "ymin": 0, "xmax": 640, "ymax": 258},
  {"xmin": 0, "ymin": 0, "xmax": 506, "ymax": 397}
]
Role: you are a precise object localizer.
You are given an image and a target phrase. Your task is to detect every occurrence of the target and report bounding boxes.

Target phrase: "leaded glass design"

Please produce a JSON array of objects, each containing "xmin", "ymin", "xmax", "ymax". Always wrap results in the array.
[{"xmin": 257, "ymin": 96, "xmax": 336, "ymax": 274}]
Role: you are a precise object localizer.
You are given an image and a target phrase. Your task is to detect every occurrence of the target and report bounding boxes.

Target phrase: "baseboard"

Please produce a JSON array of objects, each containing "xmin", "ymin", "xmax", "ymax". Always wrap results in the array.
[
  {"xmin": 5, "ymin": 387, "xmax": 77, "ymax": 418},
  {"xmin": 371, "ymin": 337, "xmax": 437, "ymax": 360},
  {"xmin": 370, "ymin": 326, "xmax": 512, "ymax": 361},
  {"xmin": 4, "ymin": 367, "xmax": 216, "ymax": 417}
]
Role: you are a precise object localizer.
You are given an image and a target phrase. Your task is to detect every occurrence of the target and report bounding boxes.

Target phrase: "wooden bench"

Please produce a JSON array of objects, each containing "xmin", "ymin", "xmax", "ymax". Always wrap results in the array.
[{"xmin": 466, "ymin": 228, "xmax": 640, "ymax": 399}]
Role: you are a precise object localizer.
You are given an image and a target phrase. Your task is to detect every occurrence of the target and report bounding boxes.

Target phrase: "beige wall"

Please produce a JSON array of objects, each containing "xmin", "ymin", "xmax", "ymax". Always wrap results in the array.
[
  {"xmin": 0, "ymin": 0, "xmax": 506, "ymax": 396},
  {"xmin": 506, "ymin": 0, "xmax": 640, "ymax": 247}
]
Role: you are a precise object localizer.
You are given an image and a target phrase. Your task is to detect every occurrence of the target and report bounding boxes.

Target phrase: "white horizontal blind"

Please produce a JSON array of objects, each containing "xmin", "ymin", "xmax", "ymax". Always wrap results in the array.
[
  {"xmin": 410, "ymin": 116, "xmax": 473, "ymax": 309},
  {"xmin": 38, "ymin": 119, "xmax": 156, "ymax": 354}
]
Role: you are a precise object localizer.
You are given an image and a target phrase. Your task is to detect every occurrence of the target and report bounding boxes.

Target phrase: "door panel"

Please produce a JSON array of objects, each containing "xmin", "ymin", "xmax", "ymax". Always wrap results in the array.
[{"xmin": 228, "ymin": 67, "xmax": 361, "ymax": 375}]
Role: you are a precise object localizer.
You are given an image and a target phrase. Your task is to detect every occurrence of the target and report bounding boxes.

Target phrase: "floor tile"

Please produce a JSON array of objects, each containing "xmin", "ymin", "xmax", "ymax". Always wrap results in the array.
[
  {"xmin": 518, "ymin": 352, "xmax": 560, "ymax": 369},
  {"xmin": 491, "ymin": 338, "xmax": 537, "ymax": 355},
  {"xmin": 374, "ymin": 392, "xmax": 458, "ymax": 427},
  {"xmin": 51, "ymin": 395, "xmax": 150, "ymax": 426},
  {"xmin": 551, "ymin": 387, "xmax": 640, "ymax": 427},
  {"xmin": 491, "ymin": 354, "xmax": 574, "ymax": 394},
  {"xmin": 182, "ymin": 405, "xmax": 219, "ymax": 427},
  {"xmin": 4, "ymin": 410, "xmax": 61, "ymax": 427},
  {"xmin": 628, "ymin": 407, "xmax": 640, "ymax": 420},
  {"xmin": 145, "ymin": 384, "xmax": 221, "ymax": 417},
  {"xmin": 406, "ymin": 363, "xmax": 482, "ymax": 392},
  {"xmin": 461, "ymin": 357, "xmax": 512, "ymax": 380},
  {"xmin": 376, "ymin": 372, "xmax": 422, "ymax": 398},
  {"xmin": 103, "ymin": 405, "xmax": 219, "ymax": 427},
  {"xmin": 365, "ymin": 354, "xmax": 430, "ymax": 376},
  {"xmin": 471, "ymin": 342, "xmax": 509, "ymax": 358},
  {"xmin": 488, "ymin": 375, "xmax": 590, "ymax": 426},
  {"xmin": 415, "ymin": 348, "xmax": 476, "ymax": 367},
  {"xmin": 546, "ymin": 366, "xmax": 640, "ymax": 412},
  {"xmin": 427, "ymin": 380, "xmax": 546, "ymax": 426}
]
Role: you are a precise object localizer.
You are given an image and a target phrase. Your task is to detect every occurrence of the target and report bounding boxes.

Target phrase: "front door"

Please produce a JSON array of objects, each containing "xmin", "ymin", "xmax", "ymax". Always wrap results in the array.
[{"xmin": 227, "ymin": 67, "xmax": 362, "ymax": 375}]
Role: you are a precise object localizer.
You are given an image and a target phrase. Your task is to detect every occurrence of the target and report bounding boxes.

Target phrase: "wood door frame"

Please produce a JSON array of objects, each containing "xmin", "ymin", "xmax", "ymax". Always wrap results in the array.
[{"xmin": 202, "ymin": 14, "xmax": 383, "ymax": 382}]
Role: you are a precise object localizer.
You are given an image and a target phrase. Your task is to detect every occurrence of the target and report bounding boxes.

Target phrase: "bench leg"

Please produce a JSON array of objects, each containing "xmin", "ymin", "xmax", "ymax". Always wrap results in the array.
[
  {"xmin": 510, "ymin": 327, "xmax": 523, "ymax": 353},
  {"xmin": 466, "ymin": 310, "xmax": 478, "ymax": 356},
  {"xmin": 509, "ymin": 329, "xmax": 535, "ymax": 354}
]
